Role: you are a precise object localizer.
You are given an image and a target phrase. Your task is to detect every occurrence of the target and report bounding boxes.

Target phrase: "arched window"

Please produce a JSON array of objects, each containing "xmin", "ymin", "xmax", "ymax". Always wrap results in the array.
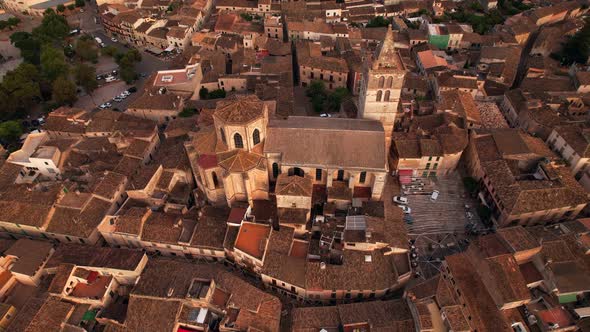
[
  {"xmin": 337, "ymin": 169, "xmax": 344, "ymax": 181},
  {"xmin": 384, "ymin": 90, "xmax": 390, "ymax": 102},
  {"xmin": 376, "ymin": 90, "xmax": 382, "ymax": 102},
  {"xmin": 220, "ymin": 128, "xmax": 226, "ymax": 144},
  {"xmin": 272, "ymin": 163, "xmax": 280, "ymax": 178},
  {"xmin": 212, "ymin": 172, "xmax": 219, "ymax": 188},
  {"xmin": 234, "ymin": 133, "xmax": 244, "ymax": 149},
  {"xmin": 288, "ymin": 167, "xmax": 304, "ymax": 177},
  {"xmin": 386, "ymin": 76, "xmax": 393, "ymax": 88},
  {"xmin": 359, "ymin": 171, "xmax": 367, "ymax": 184},
  {"xmin": 294, "ymin": 167, "xmax": 304, "ymax": 177},
  {"xmin": 378, "ymin": 76, "xmax": 385, "ymax": 88},
  {"xmin": 252, "ymin": 129, "xmax": 261, "ymax": 145}
]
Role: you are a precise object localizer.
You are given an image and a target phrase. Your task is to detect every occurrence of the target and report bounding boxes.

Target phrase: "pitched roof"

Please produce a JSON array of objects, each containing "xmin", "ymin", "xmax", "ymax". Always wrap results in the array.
[
  {"xmin": 46, "ymin": 244, "xmax": 145, "ymax": 271},
  {"xmin": 445, "ymin": 254, "xmax": 512, "ymax": 332},
  {"xmin": 265, "ymin": 117, "xmax": 386, "ymax": 171},
  {"xmin": 275, "ymin": 174, "xmax": 312, "ymax": 197},
  {"xmin": 213, "ymin": 94, "xmax": 265, "ymax": 125},
  {"xmin": 554, "ymin": 124, "xmax": 590, "ymax": 158},
  {"xmin": 217, "ymin": 149, "xmax": 265, "ymax": 173}
]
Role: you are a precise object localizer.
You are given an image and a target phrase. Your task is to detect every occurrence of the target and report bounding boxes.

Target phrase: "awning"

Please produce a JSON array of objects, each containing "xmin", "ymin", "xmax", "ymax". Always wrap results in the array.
[
  {"xmin": 398, "ymin": 169, "xmax": 413, "ymax": 184},
  {"xmin": 398, "ymin": 169, "xmax": 413, "ymax": 176},
  {"xmin": 147, "ymin": 46, "xmax": 164, "ymax": 54},
  {"xmin": 82, "ymin": 310, "xmax": 97, "ymax": 321},
  {"xmin": 575, "ymin": 307, "xmax": 590, "ymax": 318}
]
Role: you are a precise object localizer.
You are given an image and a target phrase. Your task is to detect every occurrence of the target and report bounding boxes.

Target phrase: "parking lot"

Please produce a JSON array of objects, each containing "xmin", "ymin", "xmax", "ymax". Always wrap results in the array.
[{"xmin": 74, "ymin": 80, "xmax": 134, "ymax": 110}]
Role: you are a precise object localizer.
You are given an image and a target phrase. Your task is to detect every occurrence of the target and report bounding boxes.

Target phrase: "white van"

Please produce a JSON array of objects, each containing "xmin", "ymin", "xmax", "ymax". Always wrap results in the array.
[
  {"xmin": 430, "ymin": 190, "xmax": 440, "ymax": 202},
  {"xmin": 105, "ymin": 76, "xmax": 116, "ymax": 83}
]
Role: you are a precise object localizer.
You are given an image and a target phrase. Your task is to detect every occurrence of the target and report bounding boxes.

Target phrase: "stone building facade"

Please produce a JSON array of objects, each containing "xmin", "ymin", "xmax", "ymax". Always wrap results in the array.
[
  {"xmin": 358, "ymin": 26, "xmax": 406, "ymax": 152},
  {"xmin": 185, "ymin": 95, "xmax": 270, "ymax": 207}
]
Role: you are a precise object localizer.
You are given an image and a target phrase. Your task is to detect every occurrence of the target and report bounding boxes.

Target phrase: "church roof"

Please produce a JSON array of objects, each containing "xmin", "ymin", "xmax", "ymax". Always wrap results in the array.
[
  {"xmin": 217, "ymin": 149, "xmax": 265, "ymax": 173},
  {"xmin": 275, "ymin": 174, "xmax": 313, "ymax": 197},
  {"xmin": 213, "ymin": 94, "xmax": 265, "ymax": 125},
  {"xmin": 190, "ymin": 127, "xmax": 228, "ymax": 155},
  {"xmin": 264, "ymin": 117, "xmax": 387, "ymax": 171}
]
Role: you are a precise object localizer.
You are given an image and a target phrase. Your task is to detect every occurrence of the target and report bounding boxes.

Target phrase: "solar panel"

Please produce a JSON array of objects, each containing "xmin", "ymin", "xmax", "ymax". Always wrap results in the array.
[{"xmin": 345, "ymin": 215, "xmax": 366, "ymax": 230}]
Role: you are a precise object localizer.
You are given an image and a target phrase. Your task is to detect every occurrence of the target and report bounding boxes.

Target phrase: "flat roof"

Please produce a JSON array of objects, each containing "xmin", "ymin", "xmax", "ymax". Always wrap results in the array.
[{"xmin": 234, "ymin": 222, "xmax": 271, "ymax": 260}]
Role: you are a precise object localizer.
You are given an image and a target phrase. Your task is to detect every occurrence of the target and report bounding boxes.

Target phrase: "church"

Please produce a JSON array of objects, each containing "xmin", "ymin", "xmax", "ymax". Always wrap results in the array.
[{"xmin": 185, "ymin": 26, "xmax": 405, "ymax": 210}]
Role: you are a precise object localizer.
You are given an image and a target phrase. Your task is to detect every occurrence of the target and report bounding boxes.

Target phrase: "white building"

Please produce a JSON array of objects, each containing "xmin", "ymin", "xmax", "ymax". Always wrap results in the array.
[{"xmin": 7, "ymin": 132, "xmax": 62, "ymax": 180}]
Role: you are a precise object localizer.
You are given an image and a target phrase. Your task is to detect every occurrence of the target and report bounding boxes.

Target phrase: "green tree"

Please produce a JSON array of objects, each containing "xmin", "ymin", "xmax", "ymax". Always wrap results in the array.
[
  {"xmin": 199, "ymin": 86, "xmax": 208, "ymax": 99},
  {"xmin": 208, "ymin": 89, "xmax": 226, "ymax": 99},
  {"xmin": 102, "ymin": 45, "xmax": 118, "ymax": 57},
  {"xmin": 366, "ymin": 16, "xmax": 390, "ymax": 28},
  {"xmin": 32, "ymin": 9, "xmax": 69, "ymax": 42},
  {"xmin": 306, "ymin": 80, "xmax": 326, "ymax": 98},
  {"xmin": 75, "ymin": 38, "xmax": 98, "ymax": 62},
  {"xmin": 40, "ymin": 46, "xmax": 68, "ymax": 82},
  {"xmin": 10, "ymin": 31, "xmax": 41, "ymax": 64},
  {"xmin": 0, "ymin": 121, "xmax": 23, "ymax": 143},
  {"xmin": 75, "ymin": 0, "xmax": 85, "ymax": 6},
  {"xmin": 119, "ymin": 65, "xmax": 137, "ymax": 84},
  {"xmin": 67, "ymin": 4, "xmax": 75, "ymax": 10},
  {"xmin": 57, "ymin": 4, "xmax": 66, "ymax": 12},
  {"xmin": 558, "ymin": 18, "xmax": 590, "ymax": 65},
  {"xmin": 7, "ymin": 17, "xmax": 20, "ymax": 28},
  {"xmin": 179, "ymin": 108, "xmax": 197, "ymax": 117},
  {"xmin": 73, "ymin": 63, "xmax": 97, "ymax": 94},
  {"xmin": 0, "ymin": 63, "xmax": 41, "ymax": 119},
  {"xmin": 311, "ymin": 94, "xmax": 325, "ymax": 113},
  {"xmin": 306, "ymin": 80, "xmax": 327, "ymax": 113},
  {"xmin": 324, "ymin": 87, "xmax": 349, "ymax": 113},
  {"xmin": 116, "ymin": 49, "xmax": 142, "ymax": 83},
  {"xmin": 125, "ymin": 48, "xmax": 142, "ymax": 62},
  {"xmin": 240, "ymin": 13, "xmax": 253, "ymax": 21},
  {"xmin": 52, "ymin": 75, "xmax": 77, "ymax": 106}
]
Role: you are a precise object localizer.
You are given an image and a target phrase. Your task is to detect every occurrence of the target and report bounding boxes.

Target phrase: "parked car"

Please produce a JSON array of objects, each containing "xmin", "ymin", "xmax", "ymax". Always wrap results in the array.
[
  {"xmin": 112, "ymin": 70, "xmax": 118, "ymax": 75},
  {"xmin": 398, "ymin": 205, "xmax": 412, "ymax": 214},
  {"xmin": 393, "ymin": 196, "xmax": 408, "ymax": 205},
  {"xmin": 121, "ymin": 90, "xmax": 130, "ymax": 97},
  {"xmin": 320, "ymin": 113, "xmax": 332, "ymax": 117},
  {"xmin": 127, "ymin": 86, "xmax": 137, "ymax": 93},
  {"xmin": 113, "ymin": 97, "xmax": 123, "ymax": 102},
  {"xmin": 111, "ymin": 37, "xmax": 118, "ymax": 42},
  {"xmin": 105, "ymin": 76, "xmax": 116, "ymax": 83},
  {"xmin": 430, "ymin": 190, "xmax": 440, "ymax": 202}
]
